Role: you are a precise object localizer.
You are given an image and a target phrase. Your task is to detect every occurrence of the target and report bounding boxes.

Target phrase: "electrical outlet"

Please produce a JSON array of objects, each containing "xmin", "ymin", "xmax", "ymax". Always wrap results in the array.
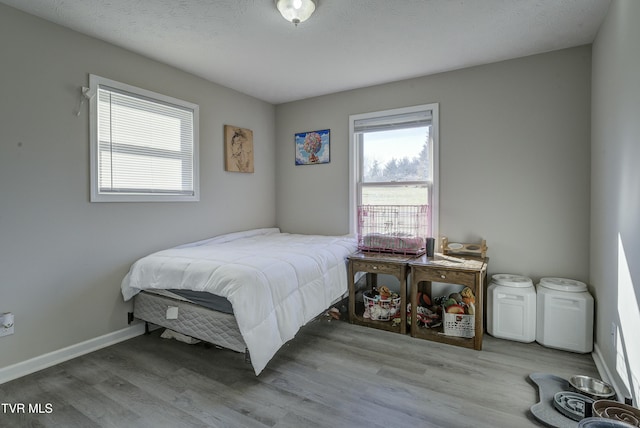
[{"xmin": 0, "ymin": 312, "xmax": 14, "ymax": 337}]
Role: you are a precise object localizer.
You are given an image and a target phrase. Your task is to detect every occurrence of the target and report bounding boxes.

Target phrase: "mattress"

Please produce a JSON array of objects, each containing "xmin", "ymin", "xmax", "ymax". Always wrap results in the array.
[{"xmin": 167, "ymin": 289, "xmax": 233, "ymax": 314}]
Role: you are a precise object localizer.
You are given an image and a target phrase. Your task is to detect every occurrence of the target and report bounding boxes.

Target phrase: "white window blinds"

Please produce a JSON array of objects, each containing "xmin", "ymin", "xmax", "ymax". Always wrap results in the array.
[
  {"xmin": 353, "ymin": 110, "xmax": 432, "ymax": 133},
  {"xmin": 90, "ymin": 75, "xmax": 199, "ymax": 202}
]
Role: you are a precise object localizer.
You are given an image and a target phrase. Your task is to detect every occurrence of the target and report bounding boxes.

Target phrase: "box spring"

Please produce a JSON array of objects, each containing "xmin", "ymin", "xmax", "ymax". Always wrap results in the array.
[{"xmin": 133, "ymin": 290, "xmax": 247, "ymax": 354}]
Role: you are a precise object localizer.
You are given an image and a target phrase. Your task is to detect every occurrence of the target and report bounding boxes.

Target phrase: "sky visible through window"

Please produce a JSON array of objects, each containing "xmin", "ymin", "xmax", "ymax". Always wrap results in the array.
[
  {"xmin": 363, "ymin": 126, "xmax": 429, "ymax": 182},
  {"xmin": 361, "ymin": 126, "xmax": 430, "ymax": 205},
  {"xmin": 363, "ymin": 127, "xmax": 428, "ymax": 165}
]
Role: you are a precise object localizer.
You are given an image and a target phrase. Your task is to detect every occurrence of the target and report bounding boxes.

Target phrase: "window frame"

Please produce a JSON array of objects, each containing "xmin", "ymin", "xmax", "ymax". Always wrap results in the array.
[
  {"xmin": 89, "ymin": 74, "xmax": 200, "ymax": 202},
  {"xmin": 348, "ymin": 103, "xmax": 439, "ymax": 238}
]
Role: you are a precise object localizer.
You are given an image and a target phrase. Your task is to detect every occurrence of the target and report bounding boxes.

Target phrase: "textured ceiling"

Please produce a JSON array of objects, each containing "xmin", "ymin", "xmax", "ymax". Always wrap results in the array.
[{"xmin": 1, "ymin": 0, "xmax": 611, "ymax": 104}]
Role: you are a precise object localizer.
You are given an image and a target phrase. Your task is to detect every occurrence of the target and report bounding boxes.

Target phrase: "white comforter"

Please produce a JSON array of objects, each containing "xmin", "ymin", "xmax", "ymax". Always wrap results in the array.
[{"xmin": 121, "ymin": 228, "xmax": 357, "ymax": 375}]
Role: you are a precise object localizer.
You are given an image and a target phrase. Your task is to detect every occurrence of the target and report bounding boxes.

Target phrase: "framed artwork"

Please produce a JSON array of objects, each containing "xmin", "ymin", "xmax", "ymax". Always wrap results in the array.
[
  {"xmin": 224, "ymin": 125, "xmax": 254, "ymax": 173},
  {"xmin": 295, "ymin": 129, "xmax": 330, "ymax": 165}
]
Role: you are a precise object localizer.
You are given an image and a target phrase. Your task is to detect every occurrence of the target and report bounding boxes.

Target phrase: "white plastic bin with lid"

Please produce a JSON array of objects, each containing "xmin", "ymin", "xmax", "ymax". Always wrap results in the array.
[
  {"xmin": 487, "ymin": 274, "xmax": 537, "ymax": 343},
  {"xmin": 536, "ymin": 277, "xmax": 594, "ymax": 353}
]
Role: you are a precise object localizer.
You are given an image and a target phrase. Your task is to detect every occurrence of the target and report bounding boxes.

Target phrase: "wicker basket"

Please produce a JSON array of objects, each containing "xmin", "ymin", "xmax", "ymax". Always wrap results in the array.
[
  {"xmin": 363, "ymin": 291, "xmax": 401, "ymax": 321},
  {"xmin": 443, "ymin": 312, "xmax": 475, "ymax": 338}
]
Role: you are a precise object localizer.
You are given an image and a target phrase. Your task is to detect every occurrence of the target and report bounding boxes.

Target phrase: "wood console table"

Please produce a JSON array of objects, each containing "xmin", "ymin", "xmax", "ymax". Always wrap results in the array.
[
  {"xmin": 409, "ymin": 254, "xmax": 488, "ymax": 350},
  {"xmin": 348, "ymin": 252, "xmax": 414, "ymax": 334}
]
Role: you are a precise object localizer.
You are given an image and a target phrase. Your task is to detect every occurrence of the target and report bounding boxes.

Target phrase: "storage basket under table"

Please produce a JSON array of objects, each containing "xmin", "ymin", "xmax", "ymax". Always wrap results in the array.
[
  {"xmin": 363, "ymin": 291, "xmax": 401, "ymax": 321},
  {"xmin": 443, "ymin": 312, "xmax": 475, "ymax": 338}
]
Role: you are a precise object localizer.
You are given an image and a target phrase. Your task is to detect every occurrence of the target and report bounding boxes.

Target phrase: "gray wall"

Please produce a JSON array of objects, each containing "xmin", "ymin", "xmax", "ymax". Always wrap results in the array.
[
  {"xmin": 591, "ymin": 0, "xmax": 640, "ymax": 403},
  {"xmin": 276, "ymin": 46, "xmax": 592, "ymax": 281},
  {"xmin": 0, "ymin": 4, "xmax": 276, "ymax": 368}
]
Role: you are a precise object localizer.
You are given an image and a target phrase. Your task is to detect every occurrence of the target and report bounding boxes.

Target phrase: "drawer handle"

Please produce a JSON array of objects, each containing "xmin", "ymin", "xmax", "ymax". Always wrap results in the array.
[
  {"xmin": 372, "ymin": 266, "xmax": 378, "ymax": 270},
  {"xmin": 440, "ymin": 274, "xmax": 446, "ymax": 279}
]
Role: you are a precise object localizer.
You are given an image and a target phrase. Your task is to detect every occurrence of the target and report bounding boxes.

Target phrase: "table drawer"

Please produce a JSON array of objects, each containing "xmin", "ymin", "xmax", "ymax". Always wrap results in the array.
[
  {"xmin": 351, "ymin": 260, "xmax": 404, "ymax": 276},
  {"xmin": 413, "ymin": 267, "xmax": 476, "ymax": 287}
]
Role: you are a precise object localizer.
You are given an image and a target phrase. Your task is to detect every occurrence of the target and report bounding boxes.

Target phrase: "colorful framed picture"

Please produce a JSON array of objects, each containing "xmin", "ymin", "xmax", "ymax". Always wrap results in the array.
[
  {"xmin": 224, "ymin": 125, "xmax": 254, "ymax": 173},
  {"xmin": 295, "ymin": 129, "xmax": 330, "ymax": 165}
]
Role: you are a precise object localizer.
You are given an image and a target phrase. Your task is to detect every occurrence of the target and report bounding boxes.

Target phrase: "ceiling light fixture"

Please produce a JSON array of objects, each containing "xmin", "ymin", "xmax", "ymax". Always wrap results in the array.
[{"xmin": 276, "ymin": 0, "xmax": 317, "ymax": 26}]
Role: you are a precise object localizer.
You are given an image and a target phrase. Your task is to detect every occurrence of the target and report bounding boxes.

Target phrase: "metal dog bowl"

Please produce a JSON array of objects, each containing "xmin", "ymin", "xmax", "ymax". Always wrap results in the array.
[{"xmin": 569, "ymin": 375, "xmax": 616, "ymax": 400}]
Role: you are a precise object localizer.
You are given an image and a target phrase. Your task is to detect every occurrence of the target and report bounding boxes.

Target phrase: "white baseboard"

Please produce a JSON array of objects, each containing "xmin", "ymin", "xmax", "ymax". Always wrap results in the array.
[
  {"xmin": 0, "ymin": 323, "xmax": 146, "ymax": 385},
  {"xmin": 592, "ymin": 341, "xmax": 630, "ymax": 401}
]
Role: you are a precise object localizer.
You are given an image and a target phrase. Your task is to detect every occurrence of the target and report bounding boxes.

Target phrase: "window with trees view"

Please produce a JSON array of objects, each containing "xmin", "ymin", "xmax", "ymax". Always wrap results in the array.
[{"xmin": 349, "ymin": 104, "xmax": 439, "ymax": 236}]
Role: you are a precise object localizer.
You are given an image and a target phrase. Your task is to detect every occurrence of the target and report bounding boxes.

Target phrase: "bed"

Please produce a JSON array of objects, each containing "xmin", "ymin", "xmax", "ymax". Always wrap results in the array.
[{"xmin": 121, "ymin": 228, "xmax": 357, "ymax": 375}]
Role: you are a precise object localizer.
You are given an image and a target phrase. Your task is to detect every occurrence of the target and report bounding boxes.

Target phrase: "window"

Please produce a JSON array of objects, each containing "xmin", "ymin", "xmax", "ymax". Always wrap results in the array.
[
  {"xmin": 349, "ymin": 103, "xmax": 439, "ymax": 236},
  {"xmin": 89, "ymin": 74, "xmax": 199, "ymax": 202}
]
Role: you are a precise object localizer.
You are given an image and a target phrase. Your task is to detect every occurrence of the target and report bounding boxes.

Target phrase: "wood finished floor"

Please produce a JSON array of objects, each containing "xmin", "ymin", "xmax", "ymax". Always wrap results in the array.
[{"xmin": 0, "ymin": 318, "xmax": 599, "ymax": 428}]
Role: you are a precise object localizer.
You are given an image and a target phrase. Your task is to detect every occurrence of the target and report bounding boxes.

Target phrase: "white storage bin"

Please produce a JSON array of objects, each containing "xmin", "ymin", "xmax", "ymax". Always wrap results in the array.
[
  {"xmin": 487, "ymin": 274, "xmax": 536, "ymax": 343},
  {"xmin": 536, "ymin": 277, "xmax": 594, "ymax": 353}
]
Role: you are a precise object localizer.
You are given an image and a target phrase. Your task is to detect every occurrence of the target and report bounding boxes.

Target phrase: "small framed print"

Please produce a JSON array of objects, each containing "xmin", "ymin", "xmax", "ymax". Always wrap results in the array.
[
  {"xmin": 224, "ymin": 125, "xmax": 254, "ymax": 173},
  {"xmin": 295, "ymin": 129, "xmax": 330, "ymax": 165}
]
